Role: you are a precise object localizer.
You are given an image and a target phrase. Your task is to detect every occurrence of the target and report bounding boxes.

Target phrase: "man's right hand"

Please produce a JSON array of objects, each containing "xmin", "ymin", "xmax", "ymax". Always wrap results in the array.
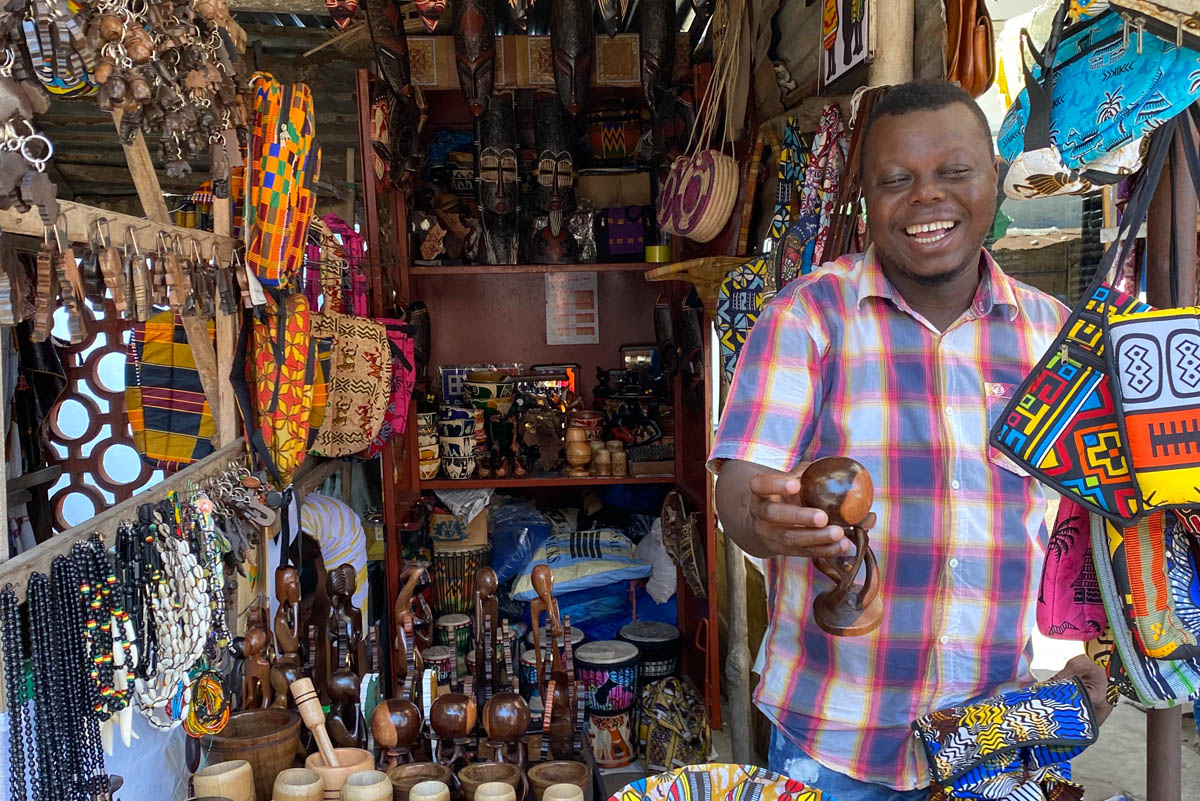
[{"xmin": 716, "ymin": 460, "xmax": 872, "ymax": 559}]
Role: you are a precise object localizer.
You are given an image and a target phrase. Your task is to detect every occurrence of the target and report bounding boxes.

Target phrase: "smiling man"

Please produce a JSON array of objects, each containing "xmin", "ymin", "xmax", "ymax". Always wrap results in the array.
[{"xmin": 710, "ymin": 81, "xmax": 1112, "ymax": 801}]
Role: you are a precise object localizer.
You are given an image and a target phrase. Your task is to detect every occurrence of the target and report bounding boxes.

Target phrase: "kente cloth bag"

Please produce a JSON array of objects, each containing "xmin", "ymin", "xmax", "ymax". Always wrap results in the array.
[
  {"xmin": 1100, "ymin": 510, "xmax": 1200, "ymax": 661},
  {"xmin": 912, "ymin": 678, "xmax": 1097, "ymax": 801},
  {"xmin": 997, "ymin": 4, "xmax": 1200, "ymax": 200},
  {"xmin": 1038, "ymin": 499, "xmax": 1108, "ymax": 641},
  {"xmin": 1091, "ymin": 512, "xmax": 1200, "ymax": 706},
  {"xmin": 125, "ymin": 310, "xmax": 217, "ymax": 471},
  {"xmin": 988, "ymin": 114, "xmax": 1181, "ymax": 524}
]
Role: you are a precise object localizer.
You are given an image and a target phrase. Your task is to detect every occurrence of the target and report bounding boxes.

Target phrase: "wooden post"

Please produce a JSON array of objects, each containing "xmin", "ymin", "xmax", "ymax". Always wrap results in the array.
[
  {"xmin": 211, "ymin": 144, "xmax": 239, "ymax": 449},
  {"xmin": 721, "ymin": 378, "xmax": 753, "ymax": 762},
  {"xmin": 1142, "ymin": 121, "xmax": 1196, "ymax": 801},
  {"xmin": 867, "ymin": 0, "xmax": 914, "ymax": 86},
  {"xmin": 111, "ymin": 111, "xmax": 224, "ymax": 418},
  {"xmin": 343, "ymin": 147, "xmax": 356, "ymax": 224}
]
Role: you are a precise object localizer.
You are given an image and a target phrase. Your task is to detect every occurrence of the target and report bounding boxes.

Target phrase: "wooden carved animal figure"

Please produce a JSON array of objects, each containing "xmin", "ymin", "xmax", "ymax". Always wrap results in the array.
[
  {"xmin": 241, "ymin": 625, "xmax": 273, "ymax": 708},
  {"xmin": 325, "ymin": 668, "xmax": 367, "ymax": 748}
]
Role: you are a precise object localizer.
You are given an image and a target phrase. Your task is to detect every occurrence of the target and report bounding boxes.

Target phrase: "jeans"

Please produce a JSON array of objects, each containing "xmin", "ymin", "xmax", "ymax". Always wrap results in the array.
[{"xmin": 768, "ymin": 728, "xmax": 928, "ymax": 801}]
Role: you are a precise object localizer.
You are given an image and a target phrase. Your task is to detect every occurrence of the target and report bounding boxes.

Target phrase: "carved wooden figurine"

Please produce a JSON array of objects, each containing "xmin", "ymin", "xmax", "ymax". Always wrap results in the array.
[
  {"xmin": 327, "ymin": 563, "xmax": 368, "ymax": 678},
  {"xmin": 242, "ymin": 614, "xmax": 274, "ymax": 708},
  {"xmin": 326, "ymin": 669, "xmax": 367, "ymax": 749},
  {"xmin": 528, "ymin": 565, "xmax": 575, "ymax": 760},
  {"xmin": 370, "ymin": 697, "xmax": 424, "ymax": 770},
  {"xmin": 473, "ymin": 567, "xmax": 500, "ymax": 699},
  {"xmin": 395, "ymin": 564, "xmax": 433, "ymax": 693},
  {"xmin": 429, "ymin": 692, "xmax": 477, "ymax": 771},
  {"xmin": 800, "ymin": 457, "xmax": 883, "ymax": 636}
]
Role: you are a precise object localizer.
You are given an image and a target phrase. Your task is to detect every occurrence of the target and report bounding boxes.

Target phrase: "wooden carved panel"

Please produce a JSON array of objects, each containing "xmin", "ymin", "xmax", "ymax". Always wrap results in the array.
[{"xmin": 45, "ymin": 299, "xmax": 161, "ymax": 531}]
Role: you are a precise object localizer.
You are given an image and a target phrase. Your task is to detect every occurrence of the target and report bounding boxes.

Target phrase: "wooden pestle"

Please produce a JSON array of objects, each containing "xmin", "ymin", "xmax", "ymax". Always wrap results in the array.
[{"xmin": 291, "ymin": 676, "xmax": 341, "ymax": 768}]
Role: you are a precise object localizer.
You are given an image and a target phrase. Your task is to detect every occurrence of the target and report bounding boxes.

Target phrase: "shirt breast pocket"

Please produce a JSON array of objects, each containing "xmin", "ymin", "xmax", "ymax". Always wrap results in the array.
[{"xmin": 984, "ymin": 381, "xmax": 1030, "ymax": 478}]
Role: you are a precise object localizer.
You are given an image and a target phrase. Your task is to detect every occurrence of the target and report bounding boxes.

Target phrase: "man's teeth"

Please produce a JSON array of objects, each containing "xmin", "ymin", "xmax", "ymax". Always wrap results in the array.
[{"xmin": 905, "ymin": 221, "xmax": 956, "ymax": 235}]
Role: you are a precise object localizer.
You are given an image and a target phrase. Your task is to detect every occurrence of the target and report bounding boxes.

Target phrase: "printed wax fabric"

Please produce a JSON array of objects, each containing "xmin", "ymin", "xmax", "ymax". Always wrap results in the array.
[
  {"xmin": 309, "ymin": 312, "xmax": 392, "ymax": 458},
  {"xmin": 608, "ymin": 764, "xmax": 826, "ymax": 801},
  {"xmin": 1037, "ymin": 499, "xmax": 1107, "ymax": 640}
]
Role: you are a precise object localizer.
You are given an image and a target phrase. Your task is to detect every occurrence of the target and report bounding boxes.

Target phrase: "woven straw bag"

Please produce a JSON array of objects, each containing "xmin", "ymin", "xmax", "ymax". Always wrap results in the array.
[{"xmin": 657, "ymin": 0, "xmax": 742, "ymax": 243}]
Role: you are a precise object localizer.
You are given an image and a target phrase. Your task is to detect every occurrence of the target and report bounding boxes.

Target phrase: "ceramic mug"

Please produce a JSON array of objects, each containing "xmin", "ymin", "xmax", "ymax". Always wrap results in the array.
[
  {"xmin": 419, "ymin": 432, "xmax": 439, "ymax": 449},
  {"xmin": 420, "ymin": 460, "xmax": 440, "ymax": 480},
  {"xmin": 442, "ymin": 456, "xmax": 476, "ymax": 480},
  {"xmin": 440, "ymin": 404, "xmax": 474, "ymax": 422},
  {"xmin": 439, "ymin": 435, "xmax": 476, "ymax": 458},
  {"xmin": 417, "ymin": 411, "xmax": 437, "ymax": 430},
  {"xmin": 439, "ymin": 419, "xmax": 476, "ymax": 439}
]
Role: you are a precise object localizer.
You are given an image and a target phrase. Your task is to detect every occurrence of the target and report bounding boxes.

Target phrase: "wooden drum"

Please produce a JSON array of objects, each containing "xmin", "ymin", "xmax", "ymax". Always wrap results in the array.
[
  {"xmin": 431, "ymin": 545, "xmax": 491, "ymax": 616},
  {"xmin": 574, "ymin": 641, "xmax": 639, "ymax": 714}
]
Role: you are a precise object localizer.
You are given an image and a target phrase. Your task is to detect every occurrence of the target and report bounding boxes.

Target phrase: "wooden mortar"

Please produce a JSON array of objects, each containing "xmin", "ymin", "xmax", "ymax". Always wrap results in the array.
[
  {"xmin": 340, "ymin": 770, "xmax": 393, "ymax": 801},
  {"xmin": 527, "ymin": 762, "xmax": 591, "ymax": 801},
  {"xmin": 192, "ymin": 759, "xmax": 256, "ymax": 801},
  {"xmin": 388, "ymin": 763, "xmax": 455, "ymax": 801},
  {"xmin": 273, "ymin": 768, "xmax": 325, "ymax": 801},
  {"xmin": 458, "ymin": 763, "xmax": 522, "ymax": 801},
  {"xmin": 305, "ymin": 748, "xmax": 375, "ymax": 801}
]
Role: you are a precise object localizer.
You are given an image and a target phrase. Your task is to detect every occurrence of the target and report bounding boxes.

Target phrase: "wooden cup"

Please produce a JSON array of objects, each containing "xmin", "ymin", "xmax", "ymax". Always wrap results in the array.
[
  {"xmin": 193, "ymin": 760, "xmax": 256, "ymax": 801},
  {"xmin": 610, "ymin": 450, "xmax": 628, "ymax": 478},
  {"xmin": 305, "ymin": 748, "xmax": 375, "ymax": 801},
  {"xmin": 408, "ymin": 781, "xmax": 451, "ymax": 801},
  {"xmin": 273, "ymin": 768, "xmax": 324, "ymax": 801},
  {"xmin": 339, "ymin": 770, "xmax": 391, "ymax": 801},
  {"xmin": 543, "ymin": 786, "xmax": 584, "ymax": 801},
  {"xmin": 474, "ymin": 782, "xmax": 517, "ymax": 801}
]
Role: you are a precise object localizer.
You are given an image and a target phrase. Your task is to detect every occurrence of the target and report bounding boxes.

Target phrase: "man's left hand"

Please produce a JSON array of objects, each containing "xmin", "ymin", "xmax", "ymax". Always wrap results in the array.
[{"xmin": 1052, "ymin": 654, "xmax": 1114, "ymax": 726}]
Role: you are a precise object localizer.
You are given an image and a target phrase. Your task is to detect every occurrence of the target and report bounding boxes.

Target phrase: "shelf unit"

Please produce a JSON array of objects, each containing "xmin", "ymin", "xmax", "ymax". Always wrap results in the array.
[{"xmin": 356, "ymin": 72, "xmax": 721, "ymax": 728}]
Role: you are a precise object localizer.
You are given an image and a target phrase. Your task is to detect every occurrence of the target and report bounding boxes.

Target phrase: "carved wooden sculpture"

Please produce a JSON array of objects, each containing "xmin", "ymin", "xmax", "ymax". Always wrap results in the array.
[
  {"xmin": 242, "ymin": 618, "xmax": 274, "ymax": 708},
  {"xmin": 328, "ymin": 563, "xmax": 368, "ymax": 678},
  {"xmin": 429, "ymin": 692, "xmax": 477, "ymax": 771},
  {"xmin": 473, "ymin": 567, "xmax": 500, "ymax": 700},
  {"xmin": 528, "ymin": 565, "xmax": 575, "ymax": 760},
  {"xmin": 395, "ymin": 564, "xmax": 434, "ymax": 693},
  {"xmin": 371, "ymin": 697, "xmax": 423, "ymax": 769},
  {"xmin": 800, "ymin": 457, "xmax": 882, "ymax": 636},
  {"xmin": 453, "ymin": 0, "xmax": 495, "ymax": 117},
  {"xmin": 549, "ymin": 0, "xmax": 593, "ymax": 115},
  {"xmin": 482, "ymin": 691, "xmax": 530, "ymax": 769},
  {"xmin": 326, "ymin": 669, "xmax": 367, "ymax": 748}
]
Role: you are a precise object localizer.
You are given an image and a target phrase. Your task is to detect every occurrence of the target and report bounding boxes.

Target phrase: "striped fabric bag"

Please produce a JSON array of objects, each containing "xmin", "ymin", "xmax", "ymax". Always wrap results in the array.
[
  {"xmin": 125, "ymin": 311, "xmax": 217, "ymax": 470},
  {"xmin": 246, "ymin": 72, "xmax": 322, "ymax": 289}
]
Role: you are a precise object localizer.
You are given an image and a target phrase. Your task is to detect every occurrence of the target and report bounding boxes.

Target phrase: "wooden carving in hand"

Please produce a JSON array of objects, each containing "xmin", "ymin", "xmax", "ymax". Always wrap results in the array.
[{"xmin": 800, "ymin": 457, "xmax": 883, "ymax": 636}]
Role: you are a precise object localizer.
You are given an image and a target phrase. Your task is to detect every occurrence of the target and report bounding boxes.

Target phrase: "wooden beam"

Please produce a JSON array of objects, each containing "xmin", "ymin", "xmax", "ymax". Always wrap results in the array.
[
  {"xmin": 0, "ymin": 441, "xmax": 245, "ymax": 601},
  {"xmin": 867, "ymin": 0, "xmax": 914, "ymax": 85},
  {"xmin": 230, "ymin": 0, "xmax": 325, "ymax": 14},
  {"xmin": 0, "ymin": 199, "xmax": 240, "ymax": 261},
  {"xmin": 211, "ymin": 146, "xmax": 239, "ymax": 450}
]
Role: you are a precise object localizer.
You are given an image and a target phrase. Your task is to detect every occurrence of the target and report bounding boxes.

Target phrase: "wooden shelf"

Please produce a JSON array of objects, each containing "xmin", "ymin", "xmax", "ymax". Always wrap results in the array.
[
  {"xmin": 419, "ymin": 474, "xmax": 676, "ymax": 490},
  {"xmin": 411, "ymin": 262, "xmax": 661, "ymax": 276}
]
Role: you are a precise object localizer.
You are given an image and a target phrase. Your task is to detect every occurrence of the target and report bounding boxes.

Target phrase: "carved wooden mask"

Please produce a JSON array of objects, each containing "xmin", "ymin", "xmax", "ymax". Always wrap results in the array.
[
  {"xmin": 478, "ymin": 95, "xmax": 518, "ymax": 214},
  {"xmin": 596, "ymin": 0, "xmax": 631, "ymax": 37},
  {"xmin": 504, "ymin": 0, "xmax": 533, "ymax": 32},
  {"xmin": 638, "ymin": 0, "xmax": 676, "ymax": 111},
  {"xmin": 414, "ymin": 0, "xmax": 447, "ymax": 31},
  {"xmin": 550, "ymin": 0, "xmax": 594, "ymax": 116},
  {"xmin": 534, "ymin": 94, "xmax": 576, "ymax": 235},
  {"xmin": 365, "ymin": 0, "xmax": 412, "ymax": 95},
  {"xmin": 453, "ymin": 0, "xmax": 495, "ymax": 117}
]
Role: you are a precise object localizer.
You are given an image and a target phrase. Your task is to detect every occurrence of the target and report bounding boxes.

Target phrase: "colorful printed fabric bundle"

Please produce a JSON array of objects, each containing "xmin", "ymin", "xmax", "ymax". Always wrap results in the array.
[
  {"xmin": 912, "ymin": 679, "xmax": 1097, "ymax": 801},
  {"xmin": 246, "ymin": 72, "xmax": 322, "ymax": 289},
  {"xmin": 609, "ymin": 763, "xmax": 826, "ymax": 801},
  {"xmin": 636, "ymin": 677, "xmax": 711, "ymax": 772},
  {"xmin": 125, "ymin": 311, "xmax": 217, "ymax": 470}
]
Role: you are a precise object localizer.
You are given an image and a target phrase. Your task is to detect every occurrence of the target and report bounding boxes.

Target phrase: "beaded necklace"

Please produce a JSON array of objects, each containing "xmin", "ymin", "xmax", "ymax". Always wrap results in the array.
[{"xmin": 1, "ymin": 584, "xmax": 31, "ymax": 801}]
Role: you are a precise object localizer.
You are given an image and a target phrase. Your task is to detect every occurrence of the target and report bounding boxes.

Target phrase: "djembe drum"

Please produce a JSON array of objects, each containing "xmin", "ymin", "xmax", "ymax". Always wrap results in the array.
[{"xmin": 431, "ymin": 545, "xmax": 491, "ymax": 616}]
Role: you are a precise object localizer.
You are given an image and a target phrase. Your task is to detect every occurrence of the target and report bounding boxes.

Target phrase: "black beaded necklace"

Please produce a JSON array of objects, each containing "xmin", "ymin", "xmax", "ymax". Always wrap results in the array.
[{"xmin": 1, "ymin": 584, "xmax": 30, "ymax": 801}]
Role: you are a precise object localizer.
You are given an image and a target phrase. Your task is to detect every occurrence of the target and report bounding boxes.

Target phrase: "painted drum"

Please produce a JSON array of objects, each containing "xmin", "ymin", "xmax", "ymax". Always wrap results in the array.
[
  {"xmin": 586, "ymin": 709, "xmax": 634, "ymax": 769},
  {"xmin": 617, "ymin": 621, "xmax": 682, "ymax": 685},
  {"xmin": 574, "ymin": 640, "xmax": 639, "ymax": 713},
  {"xmin": 435, "ymin": 613, "xmax": 473, "ymax": 675},
  {"xmin": 518, "ymin": 649, "xmax": 545, "ymax": 713},
  {"xmin": 423, "ymin": 646, "xmax": 457, "ymax": 689},
  {"xmin": 431, "ymin": 546, "xmax": 491, "ymax": 616},
  {"xmin": 524, "ymin": 625, "xmax": 585, "ymax": 662}
]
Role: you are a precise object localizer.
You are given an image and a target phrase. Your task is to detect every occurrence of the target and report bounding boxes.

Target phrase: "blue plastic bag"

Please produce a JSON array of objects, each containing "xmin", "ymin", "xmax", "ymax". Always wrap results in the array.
[{"xmin": 490, "ymin": 497, "xmax": 554, "ymax": 584}]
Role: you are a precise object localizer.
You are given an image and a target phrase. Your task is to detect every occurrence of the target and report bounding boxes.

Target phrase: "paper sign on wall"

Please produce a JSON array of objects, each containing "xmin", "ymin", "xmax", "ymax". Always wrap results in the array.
[{"xmin": 546, "ymin": 271, "xmax": 599, "ymax": 345}]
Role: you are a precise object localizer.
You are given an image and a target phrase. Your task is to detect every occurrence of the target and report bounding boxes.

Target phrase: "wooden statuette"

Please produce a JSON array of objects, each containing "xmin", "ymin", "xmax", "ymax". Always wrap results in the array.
[
  {"xmin": 800, "ymin": 457, "xmax": 883, "ymax": 636},
  {"xmin": 428, "ymin": 692, "xmax": 477, "ymax": 770},
  {"xmin": 370, "ymin": 698, "xmax": 423, "ymax": 769}
]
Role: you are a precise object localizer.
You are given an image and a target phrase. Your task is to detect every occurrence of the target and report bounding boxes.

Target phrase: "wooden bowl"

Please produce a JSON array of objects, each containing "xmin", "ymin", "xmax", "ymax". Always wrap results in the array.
[
  {"xmin": 273, "ymin": 768, "xmax": 324, "ymax": 801},
  {"xmin": 542, "ymin": 786, "xmax": 584, "ymax": 801},
  {"xmin": 527, "ymin": 762, "xmax": 591, "ymax": 801},
  {"xmin": 388, "ymin": 763, "xmax": 455, "ymax": 801},
  {"xmin": 408, "ymin": 781, "xmax": 450, "ymax": 801},
  {"xmin": 458, "ymin": 763, "xmax": 522, "ymax": 801},
  {"xmin": 306, "ymin": 748, "xmax": 375, "ymax": 801},
  {"xmin": 201, "ymin": 708, "xmax": 301, "ymax": 801}
]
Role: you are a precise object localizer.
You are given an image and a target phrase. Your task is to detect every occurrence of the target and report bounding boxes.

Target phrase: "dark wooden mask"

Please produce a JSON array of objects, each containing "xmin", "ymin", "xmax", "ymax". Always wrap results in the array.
[
  {"xmin": 325, "ymin": 0, "xmax": 360, "ymax": 30},
  {"xmin": 454, "ymin": 0, "xmax": 496, "ymax": 117},
  {"xmin": 365, "ymin": 0, "xmax": 412, "ymax": 95},
  {"xmin": 550, "ymin": 0, "xmax": 594, "ymax": 116},
  {"xmin": 504, "ymin": 0, "xmax": 533, "ymax": 32},
  {"xmin": 596, "ymin": 0, "xmax": 630, "ymax": 37},
  {"xmin": 478, "ymin": 95, "xmax": 518, "ymax": 215},
  {"xmin": 533, "ymin": 94, "xmax": 576, "ymax": 234}
]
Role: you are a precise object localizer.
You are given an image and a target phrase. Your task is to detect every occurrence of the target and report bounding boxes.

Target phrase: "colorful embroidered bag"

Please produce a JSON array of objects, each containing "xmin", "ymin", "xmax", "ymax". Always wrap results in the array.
[
  {"xmin": 989, "ymin": 115, "xmax": 1180, "ymax": 523},
  {"xmin": 1091, "ymin": 512, "xmax": 1200, "ymax": 706},
  {"xmin": 364, "ymin": 318, "xmax": 417, "ymax": 458},
  {"xmin": 1038, "ymin": 499, "xmax": 1108, "ymax": 640},
  {"xmin": 997, "ymin": 4, "xmax": 1200, "ymax": 181},
  {"xmin": 125, "ymin": 311, "xmax": 217, "ymax": 471},
  {"xmin": 912, "ymin": 678, "xmax": 1097, "ymax": 801}
]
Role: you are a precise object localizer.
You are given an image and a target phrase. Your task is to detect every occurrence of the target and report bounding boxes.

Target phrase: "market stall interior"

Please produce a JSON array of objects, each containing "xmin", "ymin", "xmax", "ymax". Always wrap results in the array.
[{"xmin": 0, "ymin": 0, "xmax": 1198, "ymax": 799}]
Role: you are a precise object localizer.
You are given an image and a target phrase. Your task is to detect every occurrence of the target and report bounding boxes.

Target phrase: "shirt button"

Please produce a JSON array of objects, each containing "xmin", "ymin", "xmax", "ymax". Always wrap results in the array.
[
  {"xmin": 949, "ymin": 558, "xmax": 960, "ymax": 568},
  {"xmin": 951, "ymin": 480, "xmax": 960, "ymax": 490},
  {"xmin": 944, "ymin": 407, "xmax": 954, "ymax": 416},
  {"xmin": 940, "ymin": 636, "xmax": 950, "ymax": 645}
]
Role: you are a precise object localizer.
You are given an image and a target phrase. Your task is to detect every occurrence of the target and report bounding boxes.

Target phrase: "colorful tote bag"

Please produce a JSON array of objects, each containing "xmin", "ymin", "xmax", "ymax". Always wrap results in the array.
[
  {"xmin": 912, "ymin": 679, "xmax": 1096, "ymax": 800},
  {"xmin": 1091, "ymin": 512, "xmax": 1200, "ymax": 706},
  {"xmin": 309, "ymin": 312, "xmax": 392, "ymax": 458},
  {"xmin": 1103, "ymin": 511, "xmax": 1200, "ymax": 661},
  {"xmin": 125, "ymin": 311, "xmax": 217, "ymax": 471},
  {"xmin": 364, "ymin": 318, "xmax": 417, "ymax": 458},
  {"xmin": 989, "ymin": 114, "xmax": 1181, "ymax": 524},
  {"xmin": 1038, "ymin": 499, "xmax": 1108, "ymax": 640},
  {"xmin": 246, "ymin": 73, "xmax": 322, "ymax": 289},
  {"xmin": 997, "ymin": 5, "xmax": 1200, "ymax": 174}
]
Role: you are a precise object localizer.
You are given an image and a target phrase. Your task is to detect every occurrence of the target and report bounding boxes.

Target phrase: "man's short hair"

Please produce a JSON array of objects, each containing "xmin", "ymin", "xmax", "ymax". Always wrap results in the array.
[{"xmin": 862, "ymin": 80, "xmax": 994, "ymax": 159}]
